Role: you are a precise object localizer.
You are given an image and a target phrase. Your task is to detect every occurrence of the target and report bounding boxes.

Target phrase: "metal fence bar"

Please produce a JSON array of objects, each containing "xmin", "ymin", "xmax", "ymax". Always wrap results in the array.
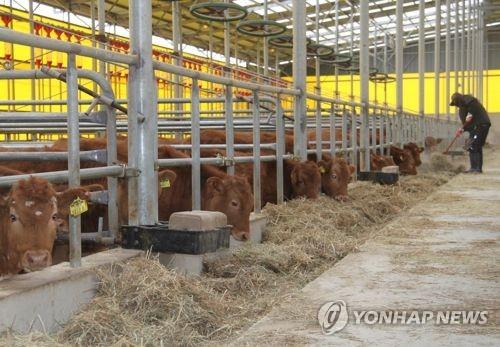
[
  {"xmin": 0, "ymin": 27, "xmax": 136, "ymax": 65},
  {"xmin": 0, "ymin": 165, "xmax": 124, "ymax": 187},
  {"xmin": 225, "ymin": 85, "xmax": 235, "ymax": 176},
  {"xmin": 66, "ymin": 53, "xmax": 81, "ymax": 268},
  {"xmin": 191, "ymin": 80, "xmax": 201, "ymax": 210},
  {"xmin": 276, "ymin": 95, "xmax": 285, "ymax": 204},
  {"xmin": 252, "ymin": 91, "xmax": 261, "ymax": 213},
  {"xmin": 330, "ymin": 103, "xmax": 336, "ymax": 157}
]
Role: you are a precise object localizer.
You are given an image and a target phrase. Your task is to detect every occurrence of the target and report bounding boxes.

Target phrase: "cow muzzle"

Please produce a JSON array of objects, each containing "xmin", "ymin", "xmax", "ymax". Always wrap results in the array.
[{"xmin": 21, "ymin": 250, "xmax": 52, "ymax": 272}]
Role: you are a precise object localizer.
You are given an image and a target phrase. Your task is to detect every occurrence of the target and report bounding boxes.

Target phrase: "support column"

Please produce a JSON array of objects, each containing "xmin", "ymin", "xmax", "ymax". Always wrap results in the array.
[
  {"xmin": 396, "ymin": 0, "xmax": 404, "ymax": 146},
  {"xmin": 97, "ymin": 0, "xmax": 106, "ymax": 78},
  {"xmin": 128, "ymin": 0, "xmax": 157, "ymax": 225},
  {"xmin": 67, "ymin": 53, "xmax": 81, "ymax": 267},
  {"xmin": 360, "ymin": 0, "xmax": 370, "ymax": 171},
  {"xmin": 445, "ymin": 0, "xmax": 451, "ymax": 124},
  {"xmin": 418, "ymin": 0, "xmax": 426, "ymax": 141},
  {"xmin": 29, "ymin": 0, "xmax": 35, "ymax": 111},
  {"xmin": 454, "ymin": 0, "xmax": 459, "ymax": 94},
  {"xmin": 263, "ymin": 0, "xmax": 269, "ymax": 77},
  {"xmin": 315, "ymin": 0, "xmax": 322, "ymax": 161},
  {"xmin": 172, "ymin": 1, "xmax": 183, "ymax": 110},
  {"xmin": 434, "ymin": 0, "xmax": 441, "ymax": 119},
  {"xmin": 478, "ymin": 3, "xmax": 484, "ymax": 101},
  {"xmin": 292, "ymin": 0, "xmax": 307, "ymax": 160}
]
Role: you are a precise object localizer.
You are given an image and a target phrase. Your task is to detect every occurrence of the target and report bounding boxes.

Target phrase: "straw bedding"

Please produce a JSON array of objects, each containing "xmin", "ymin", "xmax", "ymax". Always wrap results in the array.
[{"xmin": 0, "ymin": 170, "xmax": 456, "ymax": 346}]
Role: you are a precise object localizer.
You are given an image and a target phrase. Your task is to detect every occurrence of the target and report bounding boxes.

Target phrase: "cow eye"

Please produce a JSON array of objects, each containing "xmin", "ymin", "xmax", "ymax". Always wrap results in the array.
[
  {"xmin": 52, "ymin": 213, "xmax": 58, "ymax": 221},
  {"xmin": 231, "ymin": 200, "xmax": 239, "ymax": 208},
  {"xmin": 10, "ymin": 214, "xmax": 17, "ymax": 222},
  {"xmin": 331, "ymin": 174, "xmax": 337, "ymax": 179}
]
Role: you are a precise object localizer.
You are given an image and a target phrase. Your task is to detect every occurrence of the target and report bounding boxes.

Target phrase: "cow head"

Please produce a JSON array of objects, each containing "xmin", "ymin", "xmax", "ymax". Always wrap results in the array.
[
  {"xmin": 390, "ymin": 146, "xmax": 417, "ymax": 175},
  {"xmin": 318, "ymin": 157, "xmax": 355, "ymax": 202},
  {"xmin": 0, "ymin": 177, "xmax": 59, "ymax": 275},
  {"xmin": 203, "ymin": 175, "xmax": 253, "ymax": 241},
  {"xmin": 404, "ymin": 143, "xmax": 424, "ymax": 166},
  {"xmin": 290, "ymin": 161, "xmax": 321, "ymax": 200}
]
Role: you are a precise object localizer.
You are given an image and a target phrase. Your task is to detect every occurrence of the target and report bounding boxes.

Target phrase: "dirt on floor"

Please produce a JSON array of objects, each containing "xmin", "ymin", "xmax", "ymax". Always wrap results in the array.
[{"xmin": 0, "ymin": 168, "xmax": 459, "ymax": 346}]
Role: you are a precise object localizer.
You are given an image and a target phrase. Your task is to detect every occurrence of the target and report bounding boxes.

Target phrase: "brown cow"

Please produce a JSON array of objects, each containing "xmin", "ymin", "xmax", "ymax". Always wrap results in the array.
[
  {"xmin": 317, "ymin": 157, "xmax": 355, "ymax": 202},
  {"xmin": 404, "ymin": 142, "xmax": 424, "ymax": 166},
  {"xmin": 196, "ymin": 130, "xmax": 324, "ymax": 198},
  {"xmin": 157, "ymin": 145, "xmax": 254, "ymax": 241},
  {"xmin": 196, "ymin": 148, "xmax": 321, "ymax": 205},
  {"xmin": 0, "ymin": 176, "xmax": 95, "ymax": 275},
  {"xmin": 390, "ymin": 146, "xmax": 417, "ymax": 175}
]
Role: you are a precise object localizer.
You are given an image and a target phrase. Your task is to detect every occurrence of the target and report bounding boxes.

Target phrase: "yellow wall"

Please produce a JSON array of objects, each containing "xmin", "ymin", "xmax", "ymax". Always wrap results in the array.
[{"xmin": 305, "ymin": 71, "xmax": 499, "ymax": 115}]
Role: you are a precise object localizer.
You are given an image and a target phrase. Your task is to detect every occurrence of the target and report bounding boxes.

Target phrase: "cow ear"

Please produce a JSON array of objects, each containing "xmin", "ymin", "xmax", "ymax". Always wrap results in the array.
[
  {"xmin": 206, "ymin": 177, "xmax": 225, "ymax": 195},
  {"xmin": 419, "ymin": 146, "xmax": 424, "ymax": 153},
  {"xmin": 317, "ymin": 160, "xmax": 330, "ymax": 175},
  {"xmin": 436, "ymin": 139, "xmax": 443, "ymax": 144},
  {"xmin": 56, "ymin": 187, "xmax": 91, "ymax": 205},
  {"xmin": 158, "ymin": 169, "xmax": 177, "ymax": 195}
]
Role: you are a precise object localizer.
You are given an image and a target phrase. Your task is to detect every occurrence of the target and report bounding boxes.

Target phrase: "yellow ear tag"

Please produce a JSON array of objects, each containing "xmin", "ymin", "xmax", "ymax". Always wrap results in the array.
[
  {"xmin": 69, "ymin": 197, "xmax": 88, "ymax": 217},
  {"xmin": 160, "ymin": 179, "xmax": 171, "ymax": 189},
  {"xmin": 319, "ymin": 166, "xmax": 326, "ymax": 174}
]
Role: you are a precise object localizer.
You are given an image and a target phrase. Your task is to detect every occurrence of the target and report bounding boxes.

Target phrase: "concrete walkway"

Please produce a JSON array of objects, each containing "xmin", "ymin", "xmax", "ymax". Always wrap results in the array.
[{"xmin": 235, "ymin": 149, "xmax": 500, "ymax": 346}]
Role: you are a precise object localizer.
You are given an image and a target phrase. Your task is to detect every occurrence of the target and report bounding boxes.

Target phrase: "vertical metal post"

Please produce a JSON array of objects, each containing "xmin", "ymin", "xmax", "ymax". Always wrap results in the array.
[
  {"xmin": 29, "ymin": 0, "xmax": 35, "ymax": 111},
  {"xmin": 225, "ymin": 86, "xmax": 235, "ymax": 175},
  {"xmin": 461, "ymin": 0, "xmax": 466, "ymax": 92},
  {"xmin": 334, "ymin": 0, "xmax": 339, "ymax": 101},
  {"xmin": 360, "ymin": 0, "xmax": 370, "ymax": 171},
  {"xmin": 172, "ymin": 1, "xmax": 183, "ymax": 109},
  {"xmin": 351, "ymin": 110, "xmax": 358, "ymax": 177},
  {"xmin": 396, "ymin": 0, "xmax": 404, "ymax": 147},
  {"xmin": 342, "ymin": 110, "xmax": 348, "ymax": 160},
  {"xmin": 191, "ymin": 81, "xmax": 201, "ymax": 210},
  {"xmin": 97, "ymin": 0, "xmax": 106, "ymax": 78},
  {"xmin": 315, "ymin": 0, "xmax": 322, "ymax": 161},
  {"xmin": 276, "ymin": 95, "xmax": 284, "ymax": 204},
  {"xmin": 252, "ymin": 92, "xmax": 261, "ymax": 213},
  {"xmin": 454, "ymin": 0, "xmax": 459, "ymax": 94},
  {"xmin": 478, "ymin": 3, "xmax": 484, "ymax": 101},
  {"xmin": 128, "ymin": 0, "xmax": 157, "ymax": 225},
  {"xmin": 67, "ymin": 53, "xmax": 81, "ymax": 268},
  {"xmin": 466, "ymin": 0, "xmax": 471, "ymax": 93},
  {"xmin": 292, "ymin": 0, "xmax": 307, "ymax": 160},
  {"xmin": 435, "ymin": 0, "xmax": 441, "ymax": 119},
  {"xmin": 263, "ymin": 0, "xmax": 269, "ymax": 77},
  {"xmin": 418, "ymin": 0, "xmax": 426, "ymax": 143},
  {"xmin": 330, "ymin": 103, "xmax": 336, "ymax": 157},
  {"xmin": 445, "ymin": 0, "xmax": 451, "ymax": 137}
]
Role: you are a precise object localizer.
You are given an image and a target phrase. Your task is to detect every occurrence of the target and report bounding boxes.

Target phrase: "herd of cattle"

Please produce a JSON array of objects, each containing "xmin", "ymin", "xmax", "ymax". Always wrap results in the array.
[{"xmin": 0, "ymin": 129, "xmax": 426, "ymax": 276}]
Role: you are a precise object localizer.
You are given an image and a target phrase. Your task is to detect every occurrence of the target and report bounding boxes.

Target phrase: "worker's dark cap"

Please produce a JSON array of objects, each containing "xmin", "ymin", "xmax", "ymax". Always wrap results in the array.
[{"xmin": 449, "ymin": 92, "xmax": 462, "ymax": 106}]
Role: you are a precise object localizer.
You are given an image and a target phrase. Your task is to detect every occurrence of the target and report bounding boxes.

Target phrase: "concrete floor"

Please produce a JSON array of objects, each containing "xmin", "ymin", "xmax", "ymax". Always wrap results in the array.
[{"xmin": 235, "ymin": 149, "xmax": 500, "ymax": 346}]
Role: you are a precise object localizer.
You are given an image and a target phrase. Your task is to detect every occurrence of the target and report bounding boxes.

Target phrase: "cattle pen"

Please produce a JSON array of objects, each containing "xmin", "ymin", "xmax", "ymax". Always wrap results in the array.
[{"xmin": 0, "ymin": 0, "xmax": 497, "ymax": 345}]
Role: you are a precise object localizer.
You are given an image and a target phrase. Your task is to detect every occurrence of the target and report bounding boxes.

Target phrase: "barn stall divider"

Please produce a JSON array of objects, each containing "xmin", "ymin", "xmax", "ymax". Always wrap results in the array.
[{"xmin": 0, "ymin": 0, "xmax": 462, "ymax": 270}]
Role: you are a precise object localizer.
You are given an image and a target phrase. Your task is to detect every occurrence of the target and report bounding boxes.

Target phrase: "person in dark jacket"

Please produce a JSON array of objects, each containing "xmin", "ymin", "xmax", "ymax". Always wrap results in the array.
[{"xmin": 450, "ymin": 93, "xmax": 491, "ymax": 173}]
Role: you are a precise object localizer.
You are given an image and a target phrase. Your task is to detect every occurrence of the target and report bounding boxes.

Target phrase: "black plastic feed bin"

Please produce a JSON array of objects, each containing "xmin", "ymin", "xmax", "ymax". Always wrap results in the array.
[
  {"xmin": 120, "ymin": 222, "xmax": 231, "ymax": 255},
  {"xmin": 357, "ymin": 171, "xmax": 399, "ymax": 185}
]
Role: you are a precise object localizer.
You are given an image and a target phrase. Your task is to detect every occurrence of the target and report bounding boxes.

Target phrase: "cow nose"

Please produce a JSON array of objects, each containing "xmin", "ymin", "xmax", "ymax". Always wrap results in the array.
[{"xmin": 22, "ymin": 250, "xmax": 52, "ymax": 271}]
